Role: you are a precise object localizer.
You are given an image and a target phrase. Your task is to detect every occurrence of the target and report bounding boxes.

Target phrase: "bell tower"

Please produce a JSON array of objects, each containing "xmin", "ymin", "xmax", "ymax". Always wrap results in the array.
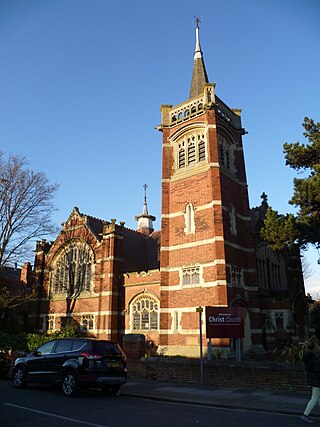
[
  {"xmin": 135, "ymin": 184, "xmax": 156, "ymax": 236},
  {"xmin": 158, "ymin": 21, "xmax": 261, "ymax": 356}
]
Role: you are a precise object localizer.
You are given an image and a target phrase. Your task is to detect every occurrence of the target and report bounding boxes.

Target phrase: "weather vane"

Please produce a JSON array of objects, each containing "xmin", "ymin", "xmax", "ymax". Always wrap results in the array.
[{"xmin": 143, "ymin": 184, "xmax": 148, "ymax": 201}]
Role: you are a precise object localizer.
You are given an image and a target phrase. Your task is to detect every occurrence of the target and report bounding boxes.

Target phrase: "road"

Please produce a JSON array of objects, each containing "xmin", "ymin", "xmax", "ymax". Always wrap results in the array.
[{"xmin": 0, "ymin": 379, "xmax": 306, "ymax": 427}]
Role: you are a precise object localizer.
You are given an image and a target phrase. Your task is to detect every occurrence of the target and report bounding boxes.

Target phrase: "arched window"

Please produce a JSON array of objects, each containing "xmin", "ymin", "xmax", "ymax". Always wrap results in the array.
[
  {"xmin": 45, "ymin": 315, "xmax": 55, "ymax": 332},
  {"xmin": 81, "ymin": 314, "xmax": 94, "ymax": 331},
  {"xmin": 182, "ymin": 266, "xmax": 200, "ymax": 286},
  {"xmin": 184, "ymin": 202, "xmax": 195, "ymax": 235},
  {"xmin": 229, "ymin": 204, "xmax": 237, "ymax": 235},
  {"xmin": 176, "ymin": 132, "xmax": 206, "ymax": 170},
  {"xmin": 231, "ymin": 266, "xmax": 242, "ymax": 286},
  {"xmin": 50, "ymin": 240, "xmax": 94, "ymax": 296},
  {"xmin": 218, "ymin": 135, "xmax": 235, "ymax": 173},
  {"xmin": 256, "ymin": 243, "xmax": 287, "ymax": 291},
  {"xmin": 131, "ymin": 295, "xmax": 159, "ymax": 331}
]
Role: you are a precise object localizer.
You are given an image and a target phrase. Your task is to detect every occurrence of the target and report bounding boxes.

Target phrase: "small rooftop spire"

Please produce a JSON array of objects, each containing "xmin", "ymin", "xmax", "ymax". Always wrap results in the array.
[
  {"xmin": 135, "ymin": 184, "xmax": 156, "ymax": 236},
  {"xmin": 194, "ymin": 16, "xmax": 202, "ymax": 60},
  {"xmin": 142, "ymin": 184, "xmax": 149, "ymax": 215},
  {"xmin": 189, "ymin": 17, "xmax": 209, "ymax": 99}
]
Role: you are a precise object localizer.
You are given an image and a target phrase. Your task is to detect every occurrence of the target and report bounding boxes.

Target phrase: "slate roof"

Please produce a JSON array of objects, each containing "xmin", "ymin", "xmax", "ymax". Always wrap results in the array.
[
  {"xmin": 72, "ymin": 209, "xmax": 160, "ymax": 273},
  {"xmin": 85, "ymin": 214, "xmax": 104, "ymax": 240},
  {"xmin": 122, "ymin": 228, "xmax": 160, "ymax": 273},
  {"xmin": 190, "ymin": 57, "xmax": 209, "ymax": 99}
]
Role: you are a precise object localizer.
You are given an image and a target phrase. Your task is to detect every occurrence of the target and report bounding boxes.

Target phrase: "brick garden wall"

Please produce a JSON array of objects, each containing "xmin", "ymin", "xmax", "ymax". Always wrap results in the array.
[{"xmin": 127, "ymin": 358, "xmax": 310, "ymax": 394}]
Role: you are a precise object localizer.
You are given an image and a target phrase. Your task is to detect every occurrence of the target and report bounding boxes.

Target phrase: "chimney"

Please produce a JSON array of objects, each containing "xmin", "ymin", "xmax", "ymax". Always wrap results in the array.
[{"xmin": 20, "ymin": 262, "xmax": 32, "ymax": 286}]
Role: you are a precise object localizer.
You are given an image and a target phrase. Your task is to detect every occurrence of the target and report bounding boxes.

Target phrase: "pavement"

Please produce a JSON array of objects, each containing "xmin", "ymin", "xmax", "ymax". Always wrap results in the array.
[{"xmin": 121, "ymin": 379, "xmax": 320, "ymax": 419}]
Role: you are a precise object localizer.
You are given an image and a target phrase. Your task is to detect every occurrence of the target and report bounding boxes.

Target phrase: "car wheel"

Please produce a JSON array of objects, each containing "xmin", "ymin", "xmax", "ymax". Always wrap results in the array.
[
  {"xmin": 13, "ymin": 366, "xmax": 27, "ymax": 389},
  {"xmin": 102, "ymin": 385, "xmax": 120, "ymax": 396},
  {"xmin": 62, "ymin": 371, "xmax": 78, "ymax": 397}
]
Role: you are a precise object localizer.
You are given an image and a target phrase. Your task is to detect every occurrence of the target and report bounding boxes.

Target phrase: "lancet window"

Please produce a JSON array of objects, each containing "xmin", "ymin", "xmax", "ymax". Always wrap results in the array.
[
  {"xmin": 45, "ymin": 315, "xmax": 55, "ymax": 331},
  {"xmin": 218, "ymin": 135, "xmax": 235, "ymax": 173},
  {"xmin": 184, "ymin": 202, "xmax": 195, "ymax": 235},
  {"xmin": 256, "ymin": 243, "xmax": 287, "ymax": 291}
]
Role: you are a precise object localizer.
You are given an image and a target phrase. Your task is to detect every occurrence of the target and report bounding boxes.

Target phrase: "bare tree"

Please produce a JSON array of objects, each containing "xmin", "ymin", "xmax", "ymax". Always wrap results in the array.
[
  {"xmin": 0, "ymin": 282, "xmax": 39, "ymax": 330},
  {"xmin": 301, "ymin": 254, "xmax": 314, "ymax": 281},
  {"xmin": 0, "ymin": 285, "xmax": 36, "ymax": 310},
  {"xmin": 0, "ymin": 152, "xmax": 59, "ymax": 270}
]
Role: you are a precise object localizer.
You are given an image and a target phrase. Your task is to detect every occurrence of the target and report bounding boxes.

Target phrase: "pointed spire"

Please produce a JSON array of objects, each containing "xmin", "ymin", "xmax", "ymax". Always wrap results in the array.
[
  {"xmin": 142, "ymin": 184, "xmax": 149, "ymax": 215},
  {"xmin": 189, "ymin": 17, "xmax": 209, "ymax": 99},
  {"xmin": 194, "ymin": 17, "xmax": 202, "ymax": 60},
  {"xmin": 135, "ymin": 184, "xmax": 156, "ymax": 236}
]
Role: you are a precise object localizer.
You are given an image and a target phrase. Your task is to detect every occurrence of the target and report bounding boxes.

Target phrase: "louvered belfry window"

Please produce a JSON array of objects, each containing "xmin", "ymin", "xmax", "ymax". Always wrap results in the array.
[{"xmin": 177, "ymin": 132, "xmax": 206, "ymax": 170}]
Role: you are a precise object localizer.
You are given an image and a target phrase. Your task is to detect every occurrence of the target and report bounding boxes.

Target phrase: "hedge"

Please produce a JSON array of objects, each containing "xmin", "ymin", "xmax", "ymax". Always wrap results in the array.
[{"xmin": 0, "ymin": 323, "xmax": 81, "ymax": 353}]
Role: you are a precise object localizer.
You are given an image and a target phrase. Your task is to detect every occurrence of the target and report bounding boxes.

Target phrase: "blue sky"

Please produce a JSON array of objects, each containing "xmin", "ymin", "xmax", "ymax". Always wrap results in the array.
[{"xmin": 0, "ymin": 0, "xmax": 319, "ymax": 294}]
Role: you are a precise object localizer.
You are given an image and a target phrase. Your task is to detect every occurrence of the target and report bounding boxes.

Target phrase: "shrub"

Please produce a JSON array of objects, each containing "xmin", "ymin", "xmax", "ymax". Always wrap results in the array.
[
  {"xmin": 277, "ymin": 336, "xmax": 320, "ymax": 363},
  {"xmin": 0, "ymin": 323, "xmax": 84, "ymax": 353},
  {"xmin": 26, "ymin": 333, "xmax": 50, "ymax": 352},
  {"xmin": 0, "ymin": 331, "xmax": 27, "ymax": 351}
]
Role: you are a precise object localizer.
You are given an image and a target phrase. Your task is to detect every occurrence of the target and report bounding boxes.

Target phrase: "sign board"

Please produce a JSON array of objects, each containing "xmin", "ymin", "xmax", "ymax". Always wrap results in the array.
[{"xmin": 205, "ymin": 306, "xmax": 244, "ymax": 339}]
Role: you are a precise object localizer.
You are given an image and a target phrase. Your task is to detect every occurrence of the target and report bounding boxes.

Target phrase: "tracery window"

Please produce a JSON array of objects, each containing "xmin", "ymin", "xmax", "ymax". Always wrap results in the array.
[
  {"xmin": 256, "ymin": 243, "xmax": 287, "ymax": 291},
  {"xmin": 230, "ymin": 266, "xmax": 242, "ymax": 286},
  {"xmin": 131, "ymin": 295, "xmax": 159, "ymax": 331},
  {"xmin": 182, "ymin": 266, "xmax": 200, "ymax": 286},
  {"xmin": 177, "ymin": 132, "xmax": 206, "ymax": 170},
  {"xmin": 81, "ymin": 314, "xmax": 94, "ymax": 331},
  {"xmin": 45, "ymin": 315, "xmax": 55, "ymax": 331},
  {"xmin": 50, "ymin": 240, "xmax": 94, "ymax": 296}
]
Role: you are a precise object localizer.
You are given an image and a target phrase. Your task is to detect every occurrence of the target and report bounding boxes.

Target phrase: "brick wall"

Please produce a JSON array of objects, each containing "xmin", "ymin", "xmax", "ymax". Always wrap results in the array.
[{"xmin": 127, "ymin": 358, "xmax": 310, "ymax": 394}]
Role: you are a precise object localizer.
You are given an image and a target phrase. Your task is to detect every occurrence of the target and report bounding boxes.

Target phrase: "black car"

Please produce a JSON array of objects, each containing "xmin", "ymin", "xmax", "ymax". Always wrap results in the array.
[{"xmin": 13, "ymin": 337, "xmax": 127, "ymax": 396}]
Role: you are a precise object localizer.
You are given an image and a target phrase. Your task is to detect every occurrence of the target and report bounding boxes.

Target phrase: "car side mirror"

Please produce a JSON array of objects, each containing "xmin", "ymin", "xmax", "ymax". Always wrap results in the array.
[{"xmin": 33, "ymin": 350, "xmax": 42, "ymax": 357}]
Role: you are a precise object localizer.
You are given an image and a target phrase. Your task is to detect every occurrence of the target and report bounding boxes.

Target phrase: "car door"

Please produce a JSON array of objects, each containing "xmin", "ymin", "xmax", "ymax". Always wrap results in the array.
[
  {"xmin": 25, "ymin": 340, "xmax": 57, "ymax": 382},
  {"xmin": 46, "ymin": 339, "xmax": 74, "ymax": 380}
]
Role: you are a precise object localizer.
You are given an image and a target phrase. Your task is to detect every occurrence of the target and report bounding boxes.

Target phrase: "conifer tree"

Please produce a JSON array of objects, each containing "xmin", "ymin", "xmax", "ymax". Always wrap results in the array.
[{"xmin": 261, "ymin": 117, "xmax": 320, "ymax": 251}]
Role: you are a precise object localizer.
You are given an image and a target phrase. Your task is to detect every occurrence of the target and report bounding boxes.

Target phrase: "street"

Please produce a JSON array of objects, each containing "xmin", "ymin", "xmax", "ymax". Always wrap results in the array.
[{"xmin": 0, "ymin": 379, "xmax": 307, "ymax": 427}]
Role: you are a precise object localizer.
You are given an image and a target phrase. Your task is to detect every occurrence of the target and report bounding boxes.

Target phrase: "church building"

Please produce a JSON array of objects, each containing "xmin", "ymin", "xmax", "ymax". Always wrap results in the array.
[{"xmin": 31, "ymin": 23, "xmax": 309, "ymax": 357}]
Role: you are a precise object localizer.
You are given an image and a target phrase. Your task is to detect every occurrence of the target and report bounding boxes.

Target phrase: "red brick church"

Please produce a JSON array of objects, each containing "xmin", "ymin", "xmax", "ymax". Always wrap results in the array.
[{"xmin": 31, "ymin": 23, "xmax": 308, "ymax": 356}]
